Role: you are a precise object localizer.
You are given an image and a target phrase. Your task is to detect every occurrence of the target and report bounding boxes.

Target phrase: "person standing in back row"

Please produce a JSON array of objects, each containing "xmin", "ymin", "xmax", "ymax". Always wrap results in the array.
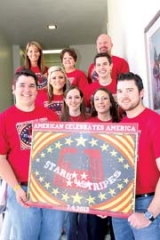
[
  {"xmin": 16, "ymin": 41, "xmax": 48, "ymax": 92},
  {"xmin": 88, "ymin": 34, "xmax": 129, "ymax": 83},
  {"xmin": 60, "ymin": 48, "xmax": 89, "ymax": 93},
  {"xmin": 112, "ymin": 72, "xmax": 160, "ymax": 240}
]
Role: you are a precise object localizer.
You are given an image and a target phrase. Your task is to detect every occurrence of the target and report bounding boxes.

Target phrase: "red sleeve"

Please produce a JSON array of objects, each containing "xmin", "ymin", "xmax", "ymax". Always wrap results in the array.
[
  {"xmin": 120, "ymin": 59, "xmax": 130, "ymax": 73},
  {"xmin": 72, "ymin": 70, "xmax": 89, "ymax": 93},
  {"xmin": 45, "ymin": 108, "xmax": 60, "ymax": 122},
  {"xmin": 88, "ymin": 63, "xmax": 94, "ymax": 83}
]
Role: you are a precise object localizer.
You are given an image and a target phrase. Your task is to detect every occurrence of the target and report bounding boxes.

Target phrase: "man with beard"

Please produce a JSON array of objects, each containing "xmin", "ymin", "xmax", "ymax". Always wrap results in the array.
[
  {"xmin": 88, "ymin": 34, "xmax": 129, "ymax": 83},
  {"xmin": 112, "ymin": 72, "xmax": 160, "ymax": 240}
]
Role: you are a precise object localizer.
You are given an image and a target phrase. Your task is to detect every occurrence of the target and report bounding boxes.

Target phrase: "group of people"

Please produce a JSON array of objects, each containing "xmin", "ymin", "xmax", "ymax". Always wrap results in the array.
[{"xmin": 0, "ymin": 33, "xmax": 160, "ymax": 240}]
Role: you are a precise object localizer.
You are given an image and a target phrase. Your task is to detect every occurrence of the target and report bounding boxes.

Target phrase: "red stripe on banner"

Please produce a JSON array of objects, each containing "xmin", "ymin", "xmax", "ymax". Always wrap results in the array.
[
  {"xmin": 29, "ymin": 174, "xmax": 65, "ymax": 205},
  {"xmin": 94, "ymin": 133, "xmax": 136, "ymax": 167},
  {"xmin": 32, "ymin": 132, "xmax": 69, "ymax": 159},
  {"xmin": 92, "ymin": 182, "xmax": 134, "ymax": 213}
]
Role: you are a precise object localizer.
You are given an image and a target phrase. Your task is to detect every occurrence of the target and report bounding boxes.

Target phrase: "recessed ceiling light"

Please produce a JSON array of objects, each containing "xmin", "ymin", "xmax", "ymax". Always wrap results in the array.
[
  {"xmin": 43, "ymin": 49, "xmax": 63, "ymax": 54},
  {"xmin": 47, "ymin": 25, "xmax": 57, "ymax": 30}
]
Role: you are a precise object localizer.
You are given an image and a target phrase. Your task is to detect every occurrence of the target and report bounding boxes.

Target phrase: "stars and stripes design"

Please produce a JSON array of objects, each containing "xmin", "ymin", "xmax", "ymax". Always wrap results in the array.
[
  {"xmin": 28, "ymin": 128, "xmax": 138, "ymax": 217},
  {"xmin": 17, "ymin": 122, "xmax": 32, "ymax": 150}
]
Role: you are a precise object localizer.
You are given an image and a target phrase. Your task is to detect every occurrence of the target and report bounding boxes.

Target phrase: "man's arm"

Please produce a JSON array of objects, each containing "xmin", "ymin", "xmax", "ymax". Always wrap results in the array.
[
  {"xmin": 0, "ymin": 155, "xmax": 29, "ymax": 207},
  {"xmin": 128, "ymin": 157, "xmax": 160, "ymax": 229},
  {"xmin": 147, "ymin": 157, "xmax": 160, "ymax": 216}
]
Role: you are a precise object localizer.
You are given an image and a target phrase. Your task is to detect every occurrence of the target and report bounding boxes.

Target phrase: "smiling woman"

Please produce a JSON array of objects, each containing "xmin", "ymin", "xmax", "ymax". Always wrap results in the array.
[
  {"xmin": 16, "ymin": 41, "xmax": 48, "ymax": 92},
  {"xmin": 36, "ymin": 66, "xmax": 69, "ymax": 116},
  {"xmin": 60, "ymin": 48, "xmax": 89, "ymax": 93}
]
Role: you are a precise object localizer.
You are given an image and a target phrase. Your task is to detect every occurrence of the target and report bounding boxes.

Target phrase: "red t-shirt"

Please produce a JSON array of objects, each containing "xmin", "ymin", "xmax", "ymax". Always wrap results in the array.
[
  {"xmin": 36, "ymin": 90, "xmax": 64, "ymax": 116},
  {"xmin": 88, "ymin": 55, "xmax": 129, "ymax": 83},
  {"xmin": 69, "ymin": 114, "xmax": 86, "ymax": 122},
  {"xmin": 87, "ymin": 116, "xmax": 112, "ymax": 123},
  {"xmin": 0, "ymin": 105, "xmax": 59, "ymax": 182},
  {"xmin": 122, "ymin": 108, "xmax": 160, "ymax": 194},
  {"xmin": 85, "ymin": 80, "xmax": 117, "ymax": 106},
  {"xmin": 16, "ymin": 66, "xmax": 48, "ymax": 90},
  {"xmin": 66, "ymin": 69, "xmax": 89, "ymax": 93}
]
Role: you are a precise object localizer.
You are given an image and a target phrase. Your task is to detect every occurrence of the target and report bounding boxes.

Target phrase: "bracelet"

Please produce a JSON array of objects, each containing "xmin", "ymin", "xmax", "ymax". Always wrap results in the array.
[{"xmin": 13, "ymin": 183, "xmax": 21, "ymax": 192}]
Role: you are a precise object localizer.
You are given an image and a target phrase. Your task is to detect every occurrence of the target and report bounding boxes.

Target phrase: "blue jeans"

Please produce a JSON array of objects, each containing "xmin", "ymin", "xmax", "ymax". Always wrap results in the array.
[
  {"xmin": 66, "ymin": 212, "xmax": 88, "ymax": 240},
  {"xmin": 112, "ymin": 195, "xmax": 160, "ymax": 240},
  {"xmin": 0, "ymin": 209, "xmax": 15, "ymax": 240},
  {"xmin": 7, "ymin": 186, "xmax": 66, "ymax": 240}
]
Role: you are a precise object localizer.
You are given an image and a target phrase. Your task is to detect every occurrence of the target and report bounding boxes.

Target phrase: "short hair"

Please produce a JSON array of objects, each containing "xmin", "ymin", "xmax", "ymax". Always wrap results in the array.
[
  {"xmin": 60, "ymin": 48, "xmax": 77, "ymax": 62},
  {"xmin": 117, "ymin": 72, "xmax": 144, "ymax": 92},
  {"xmin": 94, "ymin": 52, "xmax": 112, "ymax": 65},
  {"xmin": 13, "ymin": 69, "xmax": 38, "ymax": 86}
]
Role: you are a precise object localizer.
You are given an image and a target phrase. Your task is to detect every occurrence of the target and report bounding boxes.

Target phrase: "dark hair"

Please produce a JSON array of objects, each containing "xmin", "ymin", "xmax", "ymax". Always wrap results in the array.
[
  {"xmin": 117, "ymin": 72, "xmax": 144, "ymax": 92},
  {"xmin": 60, "ymin": 48, "xmax": 77, "ymax": 62},
  {"xmin": 13, "ymin": 69, "xmax": 38, "ymax": 86},
  {"xmin": 91, "ymin": 87, "xmax": 120, "ymax": 122},
  {"xmin": 60, "ymin": 85, "xmax": 86, "ymax": 121},
  {"xmin": 94, "ymin": 52, "xmax": 112, "ymax": 65}
]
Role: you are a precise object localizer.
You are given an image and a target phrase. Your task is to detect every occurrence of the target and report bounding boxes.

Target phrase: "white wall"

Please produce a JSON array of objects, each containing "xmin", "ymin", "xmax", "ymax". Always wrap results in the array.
[
  {"xmin": 70, "ymin": 44, "xmax": 96, "ymax": 74},
  {"xmin": 107, "ymin": 0, "xmax": 160, "ymax": 107},
  {"xmin": 12, "ymin": 45, "xmax": 21, "ymax": 72},
  {"xmin": 0, "ymin": 35, "xmax": 13, "ymax": 111}
]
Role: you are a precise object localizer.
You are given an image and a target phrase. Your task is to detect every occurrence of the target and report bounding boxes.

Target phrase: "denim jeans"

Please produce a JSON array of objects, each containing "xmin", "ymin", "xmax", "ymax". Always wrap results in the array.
[
  {"xmin": 7, "ymin": 186, "xmax": 66, "ymax": 240},
  {"xmin": 66, "ymin": 212, "xmax": 88, "ymax": 240},
  {"xmin": 0, "ymin": 210, "xmax": 15, "ymax": 240},
  {"xmin": 112, "ymin": 195, "xmax": 160, "ymax": 240},
  {"xmin": 87, "ymin": 215, "xmax": 115, "ymax": 240}
]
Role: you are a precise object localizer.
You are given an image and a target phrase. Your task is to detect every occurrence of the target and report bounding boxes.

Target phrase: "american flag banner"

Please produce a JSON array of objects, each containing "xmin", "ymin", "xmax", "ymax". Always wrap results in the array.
[{"xmin": 27, "ymin": 122, "xmax": 139, "ymax": 218}]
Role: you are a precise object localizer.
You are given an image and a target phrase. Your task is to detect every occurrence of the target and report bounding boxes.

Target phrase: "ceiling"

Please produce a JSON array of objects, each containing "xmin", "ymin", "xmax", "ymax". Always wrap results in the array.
[{"xmin": 0, "ymin": 0, "xmax": 107, "ymax": 50}]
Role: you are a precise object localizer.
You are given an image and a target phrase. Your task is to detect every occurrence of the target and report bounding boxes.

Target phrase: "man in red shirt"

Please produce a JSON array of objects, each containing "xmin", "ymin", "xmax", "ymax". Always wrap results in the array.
[
  {"xmin": 0, "ymin": 69, "xmax": 66, "ymax": 240},
  {"xmin": 86, "ymin": 52, "xmax": 117, "ymax": 107},
  {"xmin": 112, "ymin": 72, "xmax": 160, "ymax": 240},
  {"xmin": 88, "ymin": 34, "xmax": 129, "ymax": 83}
]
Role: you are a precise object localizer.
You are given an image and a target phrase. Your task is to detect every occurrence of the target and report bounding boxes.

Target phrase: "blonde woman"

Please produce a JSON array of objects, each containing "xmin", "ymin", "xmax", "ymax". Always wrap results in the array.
[{"xmin": 36, "ymin": 66, "xmax": 69, "ymax": 116}]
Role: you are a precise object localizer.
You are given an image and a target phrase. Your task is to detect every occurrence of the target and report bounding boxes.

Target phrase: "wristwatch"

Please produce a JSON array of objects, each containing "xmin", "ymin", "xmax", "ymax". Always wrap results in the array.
[{"xmin": 144, "ymin": 210, "xmax": 155, "ymax": 222}]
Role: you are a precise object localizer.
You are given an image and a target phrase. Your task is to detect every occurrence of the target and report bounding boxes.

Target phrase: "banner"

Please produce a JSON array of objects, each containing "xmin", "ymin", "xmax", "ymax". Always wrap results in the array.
[{"xmin": 28, "ymin": 122, "xmax": 139, "ymax": 218}]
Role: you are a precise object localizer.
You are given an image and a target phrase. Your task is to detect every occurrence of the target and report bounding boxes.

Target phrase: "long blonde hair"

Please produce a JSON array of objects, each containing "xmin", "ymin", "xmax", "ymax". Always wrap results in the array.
[{"xmin": 47, "ymin": 66, "xmax": 69, "ymax": 103}]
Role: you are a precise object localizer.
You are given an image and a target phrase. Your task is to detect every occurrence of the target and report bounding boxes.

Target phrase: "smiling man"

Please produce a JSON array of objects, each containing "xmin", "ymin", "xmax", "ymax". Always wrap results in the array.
[
  {"xmin": 85, "ymin": 52, "xmax": 117, "ymax": 107},
  {"xmin": 88, "ymin": 34, "xmax": 129, "ymax": 83},
  {"xmin": 112, "ymin": 72, "xmax": 160, "ymax": 240},
  {"xmin": 0, "ymin": 69, "xmax": 67, "ymax": 240}
]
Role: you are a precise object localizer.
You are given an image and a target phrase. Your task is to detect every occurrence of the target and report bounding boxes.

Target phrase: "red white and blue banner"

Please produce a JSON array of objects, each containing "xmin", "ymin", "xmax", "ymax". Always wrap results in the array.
[{"xmin": 28, "ymin": 122, "xmax": 139, "ymax": 218}]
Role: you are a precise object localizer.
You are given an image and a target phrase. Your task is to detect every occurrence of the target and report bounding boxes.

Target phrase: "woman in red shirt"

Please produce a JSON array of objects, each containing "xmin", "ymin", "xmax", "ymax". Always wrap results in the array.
[
  {"xmin": 16, "ymin": 41, "xmax": 48, "ymax": 91},
  {"xmin": 36, "ymin": 66, "xmax": 69, "ymax": 116},
  {"xmin": 60, "ymin": 85, "xmax": 88, "ymax": 240},
  {"xmin": 87, "ymin": 87, "xmax": 120, "ymax": 240}
]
